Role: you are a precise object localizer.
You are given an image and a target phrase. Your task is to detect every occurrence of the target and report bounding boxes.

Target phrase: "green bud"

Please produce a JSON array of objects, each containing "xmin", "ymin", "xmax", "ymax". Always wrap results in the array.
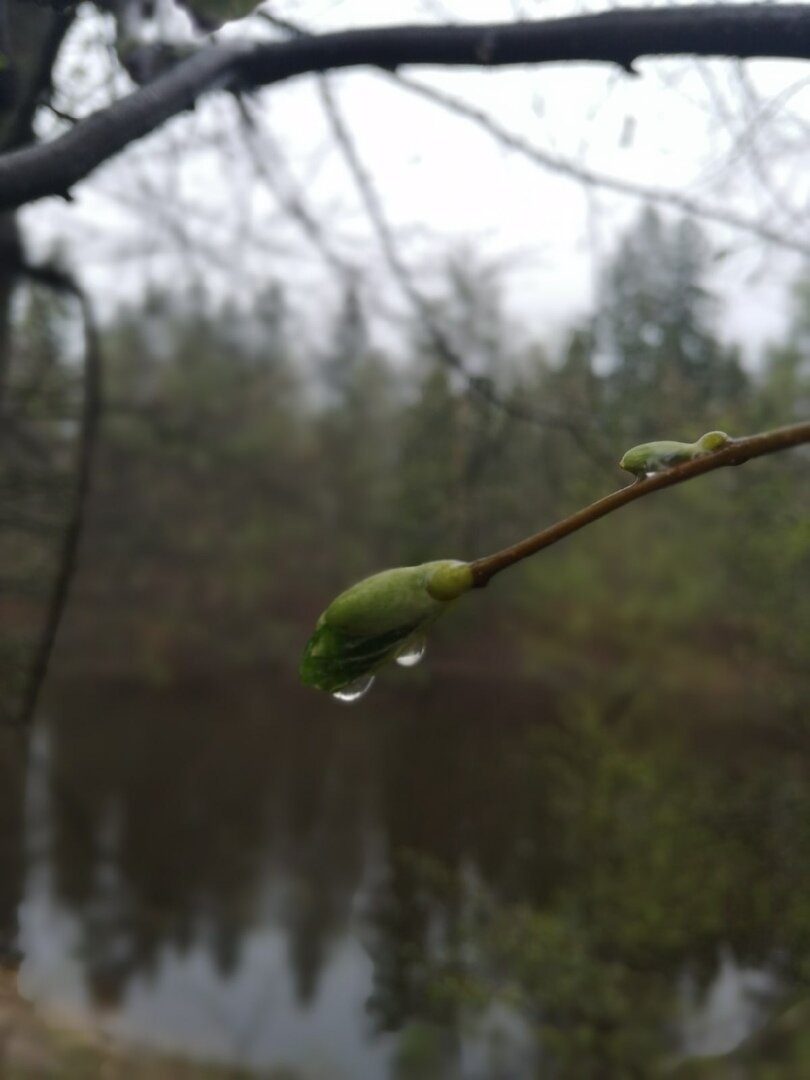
[
  {"xmin": 696, "ymin": 430, "xmax": 730, "ymax": 452},
  {"xmin": 619, "ymin": 431, "xmax": 731, "ymax": 477},
  {"xmin": 300, "ymin": 560, "xmax": 473, "ymax": 694},
  {"xmin": 425, "ymin": 560, "xmax": 475, "ymax": 601}
]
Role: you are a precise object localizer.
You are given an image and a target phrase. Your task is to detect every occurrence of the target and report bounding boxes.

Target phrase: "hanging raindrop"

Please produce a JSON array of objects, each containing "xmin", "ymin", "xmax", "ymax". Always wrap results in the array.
[
  {"xmin": 395, "ymin": 638, "xmax": 426, "ymax": 668},
  {"xmin": 332, "ymin": 674, "xmax": 375, "ymax": 703}
]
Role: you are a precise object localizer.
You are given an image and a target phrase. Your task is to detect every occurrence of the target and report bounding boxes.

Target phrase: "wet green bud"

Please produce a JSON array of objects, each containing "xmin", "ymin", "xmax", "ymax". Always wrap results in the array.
[
  {"xmin": 619, "ymin": 431, "xmax": 731, "ymax": 477},
  {"xmin": 300, "ymin": 561, "xmax": 472, "ymax": 695},
  {"xmin": 697, "ymin": 430, "xmax": 730, "ymax": 452},
  {"xmin": 425, "ymin": 561, "xmax": 475, "ymax": 601}
]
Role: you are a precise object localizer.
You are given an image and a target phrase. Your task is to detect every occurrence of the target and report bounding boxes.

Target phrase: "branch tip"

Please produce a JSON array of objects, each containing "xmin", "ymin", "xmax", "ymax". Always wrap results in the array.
[{"xmin": 470, "ymin": 419, "xmax": 810, "ymax": 587}]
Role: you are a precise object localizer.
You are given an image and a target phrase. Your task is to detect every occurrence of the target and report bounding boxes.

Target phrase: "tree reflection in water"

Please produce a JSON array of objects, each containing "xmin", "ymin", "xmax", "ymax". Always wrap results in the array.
[{"xmin": 10, "ymin": 665, "xmax": 810, "ymax": 1078}]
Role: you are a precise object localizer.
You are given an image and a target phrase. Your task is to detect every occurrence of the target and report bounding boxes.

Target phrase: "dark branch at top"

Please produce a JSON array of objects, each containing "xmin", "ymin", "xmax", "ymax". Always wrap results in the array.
[{"xmin": 2, "ymin": 5, "xmax": 810, "ymax": 210}]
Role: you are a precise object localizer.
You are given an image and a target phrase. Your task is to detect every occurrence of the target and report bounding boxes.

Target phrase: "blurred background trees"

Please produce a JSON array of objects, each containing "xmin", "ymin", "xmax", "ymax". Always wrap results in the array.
[
  {"xmin": 1, "ymin": 2, "xmax": 810, "ymax": 1076},
  {"xmin": 8, "ymin": 204, "xmax": 797, "ymax": 702}
]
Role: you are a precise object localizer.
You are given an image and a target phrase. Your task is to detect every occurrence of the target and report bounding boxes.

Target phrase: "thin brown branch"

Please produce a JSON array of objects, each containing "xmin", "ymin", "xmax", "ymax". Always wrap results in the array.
[
  {"xmin": 470, "ymin": 420, "xmax": 810, "ymax": 586},
  {"xmin": 4, "ymin": 6, "xmax": 810, "ymax": 209},
  {"xmin": 387, "ymin": 70, "xmax": 810, "ymax": 259}
]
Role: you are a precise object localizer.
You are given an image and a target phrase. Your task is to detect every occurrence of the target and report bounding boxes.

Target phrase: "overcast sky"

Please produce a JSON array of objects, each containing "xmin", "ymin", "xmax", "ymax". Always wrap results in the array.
[{"xmin": 23, "ymin": 0, "xmax": 810, "ymax": 364}]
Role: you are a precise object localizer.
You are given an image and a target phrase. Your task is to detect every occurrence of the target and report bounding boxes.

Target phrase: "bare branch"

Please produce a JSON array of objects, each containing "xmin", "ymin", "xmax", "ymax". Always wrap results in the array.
[
  {"xmin": 236, "ymin": 96, "xmax": 352, "ymax": 277},
  {"xmin": 3, "ymin": 6, "xmax": 810, "ymax": 210},
  {"xmin": 387, "ymin": 70, "xmax": 810, "ymax": 259},
  {"xmin": 316, "ymin": 75, "xmax": 603, "ymax": 450}
]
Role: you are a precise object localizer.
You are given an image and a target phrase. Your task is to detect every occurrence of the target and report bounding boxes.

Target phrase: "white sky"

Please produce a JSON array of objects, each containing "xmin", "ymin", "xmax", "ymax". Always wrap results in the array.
[{"xmin": 23, "ymin": 0, "xmax": 810, "ymax": 365}]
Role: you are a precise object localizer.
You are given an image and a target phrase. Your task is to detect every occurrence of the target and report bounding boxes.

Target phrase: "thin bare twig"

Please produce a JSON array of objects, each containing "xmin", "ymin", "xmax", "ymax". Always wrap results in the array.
[
  {"xmin": 316, "ymin": 75, "xmax": 605, "ymax": 453},
  {"xmin": 387, "ymin": 70, "xmax": 810, "ymax": 259},
  {"xmin": 470, "ymin": 419, "xmax": 810, "ymax": 586},
  {"xmin": 258, "ymin": 7, "xmax": 810, "ymax": 266},
  {"xmin": 235, "ymin": 96, "xmax": 352, "ymax": 277}
]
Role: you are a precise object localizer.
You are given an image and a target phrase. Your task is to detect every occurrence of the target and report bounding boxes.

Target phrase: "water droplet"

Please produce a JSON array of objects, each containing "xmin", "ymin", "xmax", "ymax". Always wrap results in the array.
[
  {"xmin": 332, "ymin": 674, "xmax": 375, "ymax": 703},
  {"xmin": 396, "ymin": 639, "xmax": 426, "ymax": 668}
]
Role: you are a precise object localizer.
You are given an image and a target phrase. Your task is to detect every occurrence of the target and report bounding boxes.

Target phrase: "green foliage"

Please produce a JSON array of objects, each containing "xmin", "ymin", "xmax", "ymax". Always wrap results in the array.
[
  {"xmin": 393, "ymin": 1021, "xmax": 452, "ymax": 1080},
  {"xmin": 363, "ymin": 691, "xmax": 810, "ymax": 1078}
]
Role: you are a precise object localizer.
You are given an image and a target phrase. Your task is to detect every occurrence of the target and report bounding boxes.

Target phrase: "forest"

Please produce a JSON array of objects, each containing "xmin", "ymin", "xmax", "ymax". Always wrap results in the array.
[
  {"xmin": 0, "ymin": 207, "xmax": 808, "ymax": 1076},
  {"xmin": 6, "ymin": 207, "xmax": 806, "ymax": 693}
]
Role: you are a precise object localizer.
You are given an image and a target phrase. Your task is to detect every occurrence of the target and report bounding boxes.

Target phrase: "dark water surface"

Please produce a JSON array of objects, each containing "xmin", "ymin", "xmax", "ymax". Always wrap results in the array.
[{"xmin": 12, "ymin": 666, "xmax": 810, "ymax": 1078}]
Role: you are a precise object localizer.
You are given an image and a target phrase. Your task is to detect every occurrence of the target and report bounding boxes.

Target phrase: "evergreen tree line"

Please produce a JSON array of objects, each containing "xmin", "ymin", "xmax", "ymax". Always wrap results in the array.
[{"xmin": 14, "ymin": 208, "xmax": 808, "ymax": 698}]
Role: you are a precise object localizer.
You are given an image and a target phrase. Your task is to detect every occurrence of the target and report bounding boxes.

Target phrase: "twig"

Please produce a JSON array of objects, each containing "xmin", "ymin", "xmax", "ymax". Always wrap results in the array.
[
  {"xmin": 470, "ymin": 419, "xmax": 810, "ymax": 586},
  {"xmin": 387, "ymin": 71, "xmax": 810, "ymax": 259},
  {"xmin": 235, "ymin": 96, "xmax": 352, "ymax": 277},
  {"xmin": 316, "ymin": 76, "xmax": 605, "ymax": 452},
  {"xmin": 253, "ymin": 9, "xmax": 810, "ymax": 263},
  {"xmin": 43, "ymin": 102, "xmax": 80, "ymax": 125},
  {"xmin": 254, "ymin": 10, "xmax": 307, "ymax": 37}
]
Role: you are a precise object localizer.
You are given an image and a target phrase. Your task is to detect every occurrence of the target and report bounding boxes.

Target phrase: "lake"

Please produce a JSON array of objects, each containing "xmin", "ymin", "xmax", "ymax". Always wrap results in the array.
[{"xmin": 7, "ymin": 657, "xmax": 809, "ymax": 1078}]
